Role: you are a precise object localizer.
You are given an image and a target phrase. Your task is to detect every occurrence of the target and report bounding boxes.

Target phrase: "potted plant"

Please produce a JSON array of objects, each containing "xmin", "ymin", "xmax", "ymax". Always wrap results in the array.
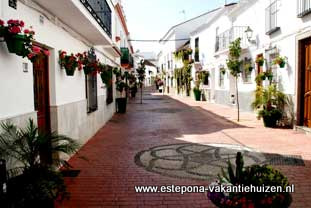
[
  {"xmin": 265, "ymin": 70, "xmax": 273, "ymax": 81},
  {"xmin": 114, "ymin": 68, "xmax": 128, "ymax": 113},
  {"xmin": 251, "ymin": 84, "xmax": 286, "ymax": 127},
  {"xmin": 255, "ymin": 56, "xmax": 265, "ymax": 66},
  {"xmin": 0, "ymin": 119, "xmax": 81, "ymax": 208},
  {"xmin": 128, "ymin": 72, "xmax": 138, "ymax": 98},
  {"xmin": 59, "ymin": 50, "xmax": 78, "ymax": 76},
  {"xmin": 198, "ymin": 71, "xmax": 210, "ymax": 85},
  {"xmin": 208, "ymin": 152, "xmax": 292, "ymax": 208},
  {"xmin": 255, "ymin": 72, "xmax": 266, "ymax": 83},
  {"xmin": 273, "ymin": 56, "xmax": 286, "ymax": 68},
  {"xmin": 1, "ymin": 19, "xmax": 35, "ymax": 58},
  {"xmin": 100, "ymin": 65, "xmax": 113, "ymax": 87},
  {"xmin": 220, "ymin": 67, "xmax": 226, "ymax": 75},
  {"xmin": 243, "ymin": 62, "xmax": 253, "ymax": 72},
  {"xmin": 193, "ymin": 81, "xmax": 201, "ymax": 101}
]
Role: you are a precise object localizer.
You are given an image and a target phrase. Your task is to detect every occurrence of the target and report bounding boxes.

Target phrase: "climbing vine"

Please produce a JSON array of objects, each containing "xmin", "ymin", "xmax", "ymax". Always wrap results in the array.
[{"xmin": 173, "ymin": 48, "xmax": 194, "ymax": 96}]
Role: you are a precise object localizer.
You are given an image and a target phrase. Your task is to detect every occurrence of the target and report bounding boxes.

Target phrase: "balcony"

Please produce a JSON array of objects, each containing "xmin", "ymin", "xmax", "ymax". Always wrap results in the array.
[
  {"xmin": 33, "ymin": 0, "xmax": 112, "ymax": 45},
  {"xmin": 298, "ymin": 0, "xmax": 311, "ymax": 17},
  {"xmin": 121, "ymin": 47, "xmax": 134, "ymax": 69},
  {"xmin": 265, "ymin": 0, "xmax": 280, "ymax": 35},
  {"xmin": 215, "ymin": 26, "xmax": 248, "ymax": 53}
]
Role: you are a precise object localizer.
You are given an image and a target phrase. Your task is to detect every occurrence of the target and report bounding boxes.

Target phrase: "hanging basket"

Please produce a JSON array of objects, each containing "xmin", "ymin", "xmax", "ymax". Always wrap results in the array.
[
  {"xmin": 65, "ymin": 68, "xmax": 75, "ymax": 76},
  {"xmin": 5, "ymin": 34, "xmax": 26, "ymax": 55},
  {"xmin": 279, "ymin": 62, "xmax": 286, "ymax": 68}
]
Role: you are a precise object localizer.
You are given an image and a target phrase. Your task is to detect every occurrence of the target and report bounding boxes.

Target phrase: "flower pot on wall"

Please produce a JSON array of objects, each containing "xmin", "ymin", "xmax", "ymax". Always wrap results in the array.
[
  {"xmin": 116, "ymin": 98, "xmax": 127, "ymax": 113},
  {"xmin": 5, "ymin": 34, "xmax": 26, "ymax": 55},
  {"xmin": 279, "ymin": 62, "xmax": 286, "ymax": 68},
  {"xmin": 65, "ymin": 68, "xmax": 75, "ymax": 76}
]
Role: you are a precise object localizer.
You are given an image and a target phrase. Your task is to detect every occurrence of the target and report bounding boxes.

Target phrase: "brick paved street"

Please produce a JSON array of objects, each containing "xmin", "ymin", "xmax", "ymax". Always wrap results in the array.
[{"xmin": 58, "ymin": 88, "xmax": 311, "ymax": 208}]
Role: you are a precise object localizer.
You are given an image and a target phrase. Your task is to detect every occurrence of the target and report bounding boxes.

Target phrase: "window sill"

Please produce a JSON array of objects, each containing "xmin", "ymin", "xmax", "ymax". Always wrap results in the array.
[
  {"xmin": 297, "ymin": 9, "xmax": 311, "ymax": 18},
  {"xmin": 87, "ymin": 108, "xmax": 98, "ymax": 114},
  {"xmin": 266, "ymin": 27, "xmax": 280, "ymax": 35},
  {"xmin": 243, "ymin": 81, "xmax": 253, "ymax": 84}
]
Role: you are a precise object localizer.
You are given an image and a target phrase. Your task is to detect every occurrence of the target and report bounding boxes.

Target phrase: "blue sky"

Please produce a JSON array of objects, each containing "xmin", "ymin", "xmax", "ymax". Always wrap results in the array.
[{"xmin": 122, "ymin": 0, "xmax": 238, "ymax": 53}]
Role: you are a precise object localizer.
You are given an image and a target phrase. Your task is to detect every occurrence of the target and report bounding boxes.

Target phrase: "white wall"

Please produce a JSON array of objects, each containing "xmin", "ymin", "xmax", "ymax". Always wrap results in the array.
[{"xmin": 0, "ymin": 0, "xmax": 121, "ymax": 142}]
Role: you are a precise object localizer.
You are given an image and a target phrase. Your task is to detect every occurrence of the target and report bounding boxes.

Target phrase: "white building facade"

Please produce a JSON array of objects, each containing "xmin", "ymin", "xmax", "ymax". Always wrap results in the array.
[{"xmin": 0, "ymin": 0, "xmax": 133, "ymax": 144}]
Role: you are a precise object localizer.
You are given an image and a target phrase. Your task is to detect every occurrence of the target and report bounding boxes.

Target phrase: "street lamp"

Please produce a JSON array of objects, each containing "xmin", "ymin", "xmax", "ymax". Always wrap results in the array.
[{"xmin": 245, "ymin": 26, "xmax": 256, "ymax": 44}]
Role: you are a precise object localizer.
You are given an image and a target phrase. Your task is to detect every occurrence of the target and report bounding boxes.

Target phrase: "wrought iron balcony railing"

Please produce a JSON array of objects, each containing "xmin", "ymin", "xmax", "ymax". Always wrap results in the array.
[
  {"xmin": 265, "ymin": 0, "xmax": 280, "ymax": 35},
  {"xmin": 80, "ymin": 0, "xmax": 112, "ymax": 38},
  {"xmin": 298, "ymin": 0, "xmax": 311, "ymax": 17},
  {"xmin": 215, "ymin": 26, "xmax": 248, "ymax": 53}
]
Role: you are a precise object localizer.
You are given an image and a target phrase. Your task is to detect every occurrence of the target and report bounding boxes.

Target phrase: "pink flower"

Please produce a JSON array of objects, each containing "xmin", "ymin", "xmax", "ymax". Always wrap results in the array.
[
  {"xmin": 0, "ymin": 19, "xmax": 4, "ymax": 26},
  {"xmin": 43, "ymin": 50, "xmax": 50, "ymax": 56},
  {"xmin": 32, "ymin": 46, "xmax": 41, "ymax": 54}
]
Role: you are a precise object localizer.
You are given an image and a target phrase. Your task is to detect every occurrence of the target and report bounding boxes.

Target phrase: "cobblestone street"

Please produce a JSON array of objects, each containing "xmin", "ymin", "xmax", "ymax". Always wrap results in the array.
[{"xmin": 58, "ymin": 88, "xmax": 311, "ymax": 208}]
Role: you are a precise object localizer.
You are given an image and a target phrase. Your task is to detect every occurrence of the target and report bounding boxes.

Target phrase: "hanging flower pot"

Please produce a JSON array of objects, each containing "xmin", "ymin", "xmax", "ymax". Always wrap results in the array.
[
  {"xmin": 279, "ymin": 61, "xmax": 286, "ymax": 68},
  {"xmin": 65, "ymin": 68, "xmax": 75, "ymax": 76},
  {"xmin": 59, "ymin": 50, "xmax": 78, "ymax": 76},
  {"xmin": 256, "ymin": 56, "xmax": 265, "ymax": 66},
  {"xmin": 5, "ymin": 34, "xmax": 26, "ymax": 55},
  {"xmin": 273, "ymin": 56, "xmax": 286, "ymax": 68}
]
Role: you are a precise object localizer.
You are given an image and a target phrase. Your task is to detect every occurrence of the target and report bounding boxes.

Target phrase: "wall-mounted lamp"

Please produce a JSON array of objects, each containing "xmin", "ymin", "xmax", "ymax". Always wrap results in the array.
[{"xmin": 245, "ymin": 26, "xmax": 256, "ymax": 45}]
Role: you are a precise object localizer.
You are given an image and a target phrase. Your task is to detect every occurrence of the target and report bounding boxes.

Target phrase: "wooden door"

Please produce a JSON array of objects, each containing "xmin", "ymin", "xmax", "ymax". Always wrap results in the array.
[
  {"xmin": 33, "ymin": 48, "xmax": 50, "ymax": 133},
  {"xmin": 304, "ymin": 41, "xmax": 311, "ymax": 127}
]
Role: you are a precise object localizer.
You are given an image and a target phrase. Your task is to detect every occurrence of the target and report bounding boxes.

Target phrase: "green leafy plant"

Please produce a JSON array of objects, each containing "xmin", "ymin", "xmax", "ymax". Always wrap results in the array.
[
  {"xmin": 59, "ymin": 50, "xmax": 78, "ymax": 76},
  {"xmin": 136, "ymin": 60, "xmax": 146, "ymax": 104},
  {"xmin": 243, "ymin": 62, "xmax": 253, "ymax": 72},
  {"xmin": 198, "ymin": 71, "xmax": 210, "ymax": 85},
  {"xmin": 273, "ymin": 56, "xmax": 286, "ymax": 68},
  {"xmin": 255, "ymin": 56, "xmax": 265, "ymax": 66},
  {"xmin": 251, "ymin": 84, "xmax": 286, "ymax": 127},
  {"xmin": 209, "ymin": 152, "xmax": 292, "ymax": 208},
  {"xmin": 220, "ymin": 67, "xmax": 226, "ymax": 75},
  {"xmin": 226, "ymin": 38, "xmax": 242, "ymax": 122},
  {"xmin": 0, "ymin": 119, "xmax": 81, "ymax": 207}
]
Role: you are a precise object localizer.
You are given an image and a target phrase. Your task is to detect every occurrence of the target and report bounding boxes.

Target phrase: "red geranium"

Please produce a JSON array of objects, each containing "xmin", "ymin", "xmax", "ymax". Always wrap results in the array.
[{"xmin": 0, "ymin": 19, "xmax": 4, "ymax": 26}]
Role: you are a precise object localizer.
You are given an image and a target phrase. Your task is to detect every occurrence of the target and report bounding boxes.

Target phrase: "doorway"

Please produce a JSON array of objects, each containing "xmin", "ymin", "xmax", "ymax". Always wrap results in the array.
[
  {"xmin": 33, "ymin": 46, "xmax": 51, "ymax": 133},
  {"xmin": 298, "ymin": 38, "xmax": 311, "ymax": 128}
]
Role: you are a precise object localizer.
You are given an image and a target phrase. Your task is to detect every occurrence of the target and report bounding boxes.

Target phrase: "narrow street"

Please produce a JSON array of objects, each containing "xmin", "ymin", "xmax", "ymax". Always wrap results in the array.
[{"xmin": 59, "ymin": 87, "xmax": 311, "ymax": 208}]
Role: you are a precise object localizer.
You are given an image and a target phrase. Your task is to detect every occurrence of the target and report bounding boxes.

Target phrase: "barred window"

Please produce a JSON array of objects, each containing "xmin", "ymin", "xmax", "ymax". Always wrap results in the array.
[{"xmin": 86, "ymin": 74, "xmax": 98, "ymax": 113}]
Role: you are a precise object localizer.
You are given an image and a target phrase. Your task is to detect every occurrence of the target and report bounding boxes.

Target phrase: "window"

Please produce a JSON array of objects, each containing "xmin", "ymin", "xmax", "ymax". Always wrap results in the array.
[
  {"xmin": 265, "ymin": 0, "xmax": 280, "ymax": 35},
  {"xmin": 243, "ymin": 58, "xmax": 253, "ymax": 83},
  {"xmin": 219, "ymin": 71, "xmax": 225, "ymax": 88},
  {"xmin": 243, "ymin": 70, "xmax": 252, "ymax": 83},
  {"xmin": 86, "ymin": 74, "xmax": 98, "ymax": 113},
  {"xmin": 195, "ymin": 38, "xmax": 199, "ymax": 62},
  {"xmin": 297, "ymin": 0, "xmax": 311, "ymax": 17}
]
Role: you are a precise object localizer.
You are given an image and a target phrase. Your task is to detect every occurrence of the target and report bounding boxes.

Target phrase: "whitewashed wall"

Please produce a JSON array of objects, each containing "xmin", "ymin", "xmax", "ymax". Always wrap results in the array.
[{"xmin": 0, "ymin": 0, "xmax": 119, "ymax": 143}]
